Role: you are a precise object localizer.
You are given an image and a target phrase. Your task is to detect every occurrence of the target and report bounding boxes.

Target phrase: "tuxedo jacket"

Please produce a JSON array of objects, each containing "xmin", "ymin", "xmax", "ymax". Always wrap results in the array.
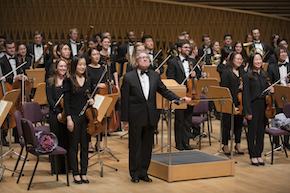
[
  {"xmin": 198, "ymin": 46, "xmax": 213, "ymax": 65},
  {"xmin": 67, "ymin": 40, "xmax": 82, "ymax": 58},
  {"xmin": 27, "ymin": 43, "xmax": 52, "ymax": 72},
  {"xmin": 249, "ymin": 41, "xmax": 271, "ymax": 62},
  {"xmin": 121, "ymin": 69, "xmax": 178, "ymax": 127},
  {"xmin": 0, "ymin": 55, "xmax": 22, "ymax": 84},
  {"xmin": 117, "ymin": 41, "xmax": 133, "ymax": 64},
  {"xmin": 166, "ymin": 56, "xmax": 196, "ymax": 84},
  {"xmin": 267, "ymin": 62, "xmax": 290, "ymax": 84}
]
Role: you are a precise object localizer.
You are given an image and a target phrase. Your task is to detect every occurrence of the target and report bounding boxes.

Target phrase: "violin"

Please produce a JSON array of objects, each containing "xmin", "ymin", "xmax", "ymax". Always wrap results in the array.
[
  {"xmin": 265, "ymin": 94, "xmax": 276, "ymax": 119},
  {"xmin": 237, "ymin": 77, "xmax": 243, "ymax": 115}
]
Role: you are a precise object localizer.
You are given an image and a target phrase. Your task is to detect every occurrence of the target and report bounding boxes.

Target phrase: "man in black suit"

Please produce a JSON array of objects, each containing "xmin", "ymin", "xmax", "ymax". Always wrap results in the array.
[
  {"xmin": 27, "ymin": 31, "xmax": 52, "ymax": 80},
  {"xmin": 198, "ymin": 34, "xmax": 213, "ymax": 65},
  {"xmin": 268, "ymin": 46, "xmax": 290, "ymax": 149},
  {"xmin": 142, "ymin": 34, "xmax": 164, "ymax": 75},
  {"xmin": 68, "ymin": 28, "xmax": 82, "ymax": 58},
  {"xmin": 166, "ymin": 39, "xmax": 197, "ymax": 150},
  {"xmin": 117, "ymin": 31, "xmax": 136, "ymax": 76},
  {"xmin": 0, "ymin": 39, "xmax": 26, "ymax": 145},
  {"xmin": 121, "ymin": 51, "xmax": 190, "ymax": 183},
  {"xmin": 250, "ymin": 28, "xmax": 271, "ymax": 62},
  {"xmin": 221, "ymin": 34, "xmax": 233, "ymax": 64}
]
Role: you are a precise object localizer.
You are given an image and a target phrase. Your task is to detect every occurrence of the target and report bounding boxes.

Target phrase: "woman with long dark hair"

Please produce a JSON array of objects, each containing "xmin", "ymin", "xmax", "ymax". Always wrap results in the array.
[
  {"xmin": 220, "ymin": 52, "xmax": 245, "ymax": 155},
  {"xmin": 243, "ymin": 52, "xmax": 270, "ymax": 166},
  {"xmin": 64, "ymin": 57, "xmax": 93, "ymax": 183}
]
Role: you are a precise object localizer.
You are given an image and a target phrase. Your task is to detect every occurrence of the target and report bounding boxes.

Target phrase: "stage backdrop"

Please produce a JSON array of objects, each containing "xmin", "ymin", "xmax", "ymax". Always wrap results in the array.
[{"xmin": 0, "ymin": 0, "xmax": 289, "ymax": 50}]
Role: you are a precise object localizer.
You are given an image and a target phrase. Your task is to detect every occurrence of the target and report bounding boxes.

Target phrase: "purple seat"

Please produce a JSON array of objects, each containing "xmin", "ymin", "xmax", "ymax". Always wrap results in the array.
[
  {"xmin": 192, "ymin": 96, "xmax": 212, "ymax": 149},
  {"xmin": 265, "ymin": 103, "xmax": 290, "ymax": 164},
  {"xmin": 22, "ymin": 102, "xmax": 50, "ymax": 131},
  {"xmin": 17, "ymin": 118, "xmax": 69, "ymax": 190}
]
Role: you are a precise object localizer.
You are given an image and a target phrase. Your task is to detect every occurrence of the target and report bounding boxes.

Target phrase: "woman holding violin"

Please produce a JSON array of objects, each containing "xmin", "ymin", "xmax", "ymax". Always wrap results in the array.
[
  {"xmin": 64, "ymin": 57, "xmax": 94, "ymax": 184},
  {"xmin": 220, "ymin": 52, "xmax": 245, "ymax": 155},
  {"xmin": 243, "ymin": 52, "xmax": 270, "ymax": 166},
  {"xmin": 46, "ymin": 58, "xmax": 69, "ymax": 174},
  {"xmin": 87, "ymin": 48, "xmax": 107, "ymax": 151}
]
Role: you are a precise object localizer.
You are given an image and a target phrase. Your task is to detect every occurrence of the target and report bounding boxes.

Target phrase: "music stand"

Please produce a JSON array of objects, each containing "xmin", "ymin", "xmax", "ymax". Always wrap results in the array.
[
  {"xmin": 26, "ymin": 68, "xmax": 45, "ymax": 88},
  {"xmin": 1, "ymin": 89, "xmax": 21, "ymax": 160},
  {"xmin": 32, "ymin": 83, "xmax": 47, "ymax": 105},
  {"xmin": 203, "ymin": 65, "xmax": 221, "ymax": 82},
  {"xmin": 88, "ymin": 94, "xmax": 117, "ymax": 177},
  {"xmin": 207, "ymin": 86, "xmax": 238, "ymax": 159},
  {"xmin": 0, "ymin": 100, "xmax": 13, "ymax": 181},
  {"xmin": 155, "ymin": 79, "xmax": 186, "ymax": 153}
]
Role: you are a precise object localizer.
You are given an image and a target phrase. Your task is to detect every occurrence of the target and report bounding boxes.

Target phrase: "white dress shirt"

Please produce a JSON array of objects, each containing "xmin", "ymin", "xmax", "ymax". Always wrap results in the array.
[
  {"xmin": 179, "ymin": 55, "xmax": 190, "ymax": 78},
  {"xmin": 254, "ymin": 41, "xmax": 263, "ymax": 53},
  {"xmin": 34, "ymin": 44, "xmax": 44, "ymax": 64},
  {"xmin": 279, "ymin": 63, "xmax": 288, "ymax": 86},
  {"xmin": 137, "ymin": 69, "xmax": 150, "ymax": 100},
  {"xmin": 70, "ymin": 39, "xmax": 78, "ymax": 56},
  {"xmin": 6, "ymin": 54, "xmax": 17, "ymax": 78}
]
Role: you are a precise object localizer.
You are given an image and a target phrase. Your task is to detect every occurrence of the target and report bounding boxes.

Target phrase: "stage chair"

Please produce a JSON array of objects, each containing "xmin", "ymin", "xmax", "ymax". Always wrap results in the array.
[
  {"xmin": 17, "ymin": 118, "xmax": 69, "ymax": 190},
  {"xmin": 22, "ymin": 102, "xmax": 49, "ymax": 132},
  {"xmin": 265, "ymin": 104, "xmax": 290, "ymax": 164},
  {"xmin": 192, "ymin": 97, "xmax": 212, "ymax": 150}
]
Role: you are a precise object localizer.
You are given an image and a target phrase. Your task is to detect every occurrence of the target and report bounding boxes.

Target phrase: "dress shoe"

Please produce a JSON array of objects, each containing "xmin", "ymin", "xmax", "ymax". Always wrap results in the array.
[
  {"xmin": 257, "ymin": 157, "xmax": 265, "ymax": 166},
  {"xmin": 131, "ymin": 177, "xmax": 139, "ymax": 183},
  {"xmin": 73, "ymin": 176, "xmax": 82, "ymax": 184},
  {"xmin": 251, "ymin": 158, "xmax": 259, "ymax": 166},
  {"xmin": 234, "ymin": 145, "xmax": 244, "ymax": 155},
  {"xmin": 222, "ymin": 146, "xmax": 231, "ymax": 156},
  {"xmin": 81, "ymin": 176, "xmax": 90, "ymax": 183},
  {"xmin": 176, "ymin": 146, "xmax": 184, "ymax": 151},
  {"xmin": 140, "ymin": 176, "xmax": 152, "ymax": 182},
  {"xmin": 184, "ymin": 145, "xmax": 193, "ymax": 150}
]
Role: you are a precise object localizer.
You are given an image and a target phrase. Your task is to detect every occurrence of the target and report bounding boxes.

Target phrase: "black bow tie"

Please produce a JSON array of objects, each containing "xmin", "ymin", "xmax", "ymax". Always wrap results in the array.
[
  {"xmin": 278, "ymin": 62, "xmax": 288, "ymax": 67},
  {"xmin": 148, "ymin": 52, "xmax": 153, "ymax": 55},
  {"xmin": 129, "ymin": 42, "xmax": 134, "ymax": 46},
  {"xmin": 8, "ymin": 55, "xmax": 16, "ymax": 60},
  {"xmin": 36, "ymin": 44, "xmax": 42, "ymax": 47},
  {"xmin": 182, "ymin": 58, "xmax": 188, "ymax": 63},
  {"xmin": 254, "ymin": 40, "xmax": 261, "ymax": 44},
  {"xmin": 141, "ymin": 70, "xmax": 149, "ymax": 75}
]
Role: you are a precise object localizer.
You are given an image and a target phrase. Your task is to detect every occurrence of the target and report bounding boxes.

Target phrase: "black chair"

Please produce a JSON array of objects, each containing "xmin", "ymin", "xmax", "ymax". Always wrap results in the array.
[{"xmin": 17, "ymin": 118, "xmax": 69, "ymax": 190}]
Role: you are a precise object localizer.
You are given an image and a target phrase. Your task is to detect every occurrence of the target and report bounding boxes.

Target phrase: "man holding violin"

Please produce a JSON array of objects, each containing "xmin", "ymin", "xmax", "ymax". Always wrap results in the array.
[
  {"xmin": 121, "ymin": 51, "xmax": 191, "ymax": 183},
  {"xmin": 166, "ymin": 39, "xmax": 197, "ymax": 151}
]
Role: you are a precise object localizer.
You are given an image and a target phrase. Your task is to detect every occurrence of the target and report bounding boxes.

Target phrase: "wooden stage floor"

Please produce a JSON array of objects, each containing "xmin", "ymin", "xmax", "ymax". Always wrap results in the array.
[{"xmin": 0, "ymin": 120, "xmax": 289, "ymax": 193}]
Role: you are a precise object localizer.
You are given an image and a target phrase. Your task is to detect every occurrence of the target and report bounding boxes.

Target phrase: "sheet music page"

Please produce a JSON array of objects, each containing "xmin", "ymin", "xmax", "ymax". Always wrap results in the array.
[
  {"xmin": 93, "ymin": 95, "xmax": 105, "ymax": 110},
  {"xmin": 0, "ymin": 100, "xmax": 8, "ymax": 115}
]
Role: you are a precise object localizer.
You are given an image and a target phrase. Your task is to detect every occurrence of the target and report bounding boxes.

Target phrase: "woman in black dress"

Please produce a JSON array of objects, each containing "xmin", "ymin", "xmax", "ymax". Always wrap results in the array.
[
  {"xmin": 220, "ymin": 52, "xmax": 245, "ymax": 155},
  {"xmin": 64, "ymin": 57, "xmax": 94, "ymax": 183},
  {"xmin": 243, "ymin": 52, "xmax": 270, "ymax": 166},
  {"xmin": 46, "ymin": 59, "xmax": 69, "ymax": 174},
  {"xmin": 87, "ymin": 48, "xmax": 107, "ymax": 151}
]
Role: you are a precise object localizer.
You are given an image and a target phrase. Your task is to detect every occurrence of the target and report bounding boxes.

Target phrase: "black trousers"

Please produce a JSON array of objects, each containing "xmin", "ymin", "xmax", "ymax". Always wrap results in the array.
[
  {"xmin": 174, "ymin": 106, "xmax": 193, "ymax": 149},
  {"xmin": 49, "ymin": 112, "xmax": 69, "ymax": 174},
  {"xmin": 222, "ymin": 114, "xmax": 243, "ymax": 145},
  {"xmin": 69, "ymin": 115, "xmax": 88, "ymax": 176},
  {"xmin": 129, "ymin": 122, "xmax": 154, "ymax": 179},
  {"xmin": 247, "ymin": 99, "xmax": 266, "ymax": 158}
]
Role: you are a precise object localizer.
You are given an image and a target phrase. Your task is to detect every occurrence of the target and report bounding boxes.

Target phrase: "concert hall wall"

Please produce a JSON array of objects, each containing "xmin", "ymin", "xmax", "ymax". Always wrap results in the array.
[{"xmin": 0, "ymin": 0, "xmax": 289, "ymax": 50}]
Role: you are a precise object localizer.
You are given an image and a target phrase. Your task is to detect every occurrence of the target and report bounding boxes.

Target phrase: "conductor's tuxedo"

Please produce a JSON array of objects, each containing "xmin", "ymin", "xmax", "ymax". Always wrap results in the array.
[{"xmin": 121, "ymin": 69, "xmax": 178, "ymax": 179}]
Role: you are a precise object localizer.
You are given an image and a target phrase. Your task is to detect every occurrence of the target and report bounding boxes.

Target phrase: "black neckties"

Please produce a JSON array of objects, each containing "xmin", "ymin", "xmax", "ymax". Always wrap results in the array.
[{"xmin": 141, "ymin": 70, "xmax": 149, "ymax": 75}]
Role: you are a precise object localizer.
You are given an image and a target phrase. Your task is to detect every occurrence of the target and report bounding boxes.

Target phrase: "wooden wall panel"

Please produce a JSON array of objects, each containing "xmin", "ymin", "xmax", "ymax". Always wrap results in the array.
[{"xmin": 0, "ymin": 0, "xmax": 289, "ymax": 50}]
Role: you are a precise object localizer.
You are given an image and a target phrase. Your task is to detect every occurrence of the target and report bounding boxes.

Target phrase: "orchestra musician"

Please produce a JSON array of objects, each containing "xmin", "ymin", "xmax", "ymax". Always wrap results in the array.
[
  {"xmin": 121, "ymin": 51, "xmax": 191, "ymax": 183},
  {"xmin": 198, "ymin": 34, "xmax": 213, "ymax": 65},
  {"xmin": 221, "ymin": 34, "xmax": 233, "ymax": 64},
  {"xmin": 64, "ymin": 57, "xmax": 94, "ymax": 184},
  {"xmin": 46, "ymin": 58, "xmax": 69, "ymax": 174},
  {"xmin": 220, "ymin": 52, "xmax": 245, "ymax": 155},
  {"xmin": 166, "ymin": 39, "xmax": 197, "ymax": 150},
  {"xmin": 243, "ymin": 52, "xmax": 271, "ymax": 166},
  {"xmin": 68, "ymin": 28, "xmax": 82, "ymax": 58},
  {"xmin": 126, "ymin": 42, "xmax": 146, "ymax": 73}
]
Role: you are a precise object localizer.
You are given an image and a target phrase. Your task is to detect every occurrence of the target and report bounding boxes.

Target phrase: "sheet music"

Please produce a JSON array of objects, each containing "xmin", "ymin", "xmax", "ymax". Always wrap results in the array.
[
  {"xmin": 0, "ymin": 100, "xmax": 8, "ymax": 116},
  {"xmin": 93, "ymin": 95, "xmax": 105, "ymax": 110}
]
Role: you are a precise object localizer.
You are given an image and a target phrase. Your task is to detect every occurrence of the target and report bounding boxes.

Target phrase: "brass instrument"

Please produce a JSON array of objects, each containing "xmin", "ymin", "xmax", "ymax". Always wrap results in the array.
[
  {"xmin": 78, "ymin": 25, "xmax": 94, "ymax": 56},
  {"xmin": 211, "ymin": 53, "xmax": 221, "ymax": 66},
  {"xmin": 243, "ymin": 42, "xmax": 253, "ymax": 58}
]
